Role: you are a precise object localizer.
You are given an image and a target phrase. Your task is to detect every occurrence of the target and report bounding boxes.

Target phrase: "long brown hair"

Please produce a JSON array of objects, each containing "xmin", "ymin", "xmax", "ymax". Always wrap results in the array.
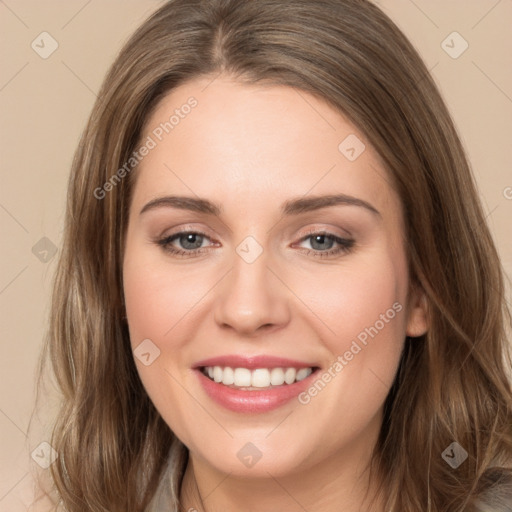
[{"xmin": 35, "ymin": 0, "xmax": 512, "ymax": 510}]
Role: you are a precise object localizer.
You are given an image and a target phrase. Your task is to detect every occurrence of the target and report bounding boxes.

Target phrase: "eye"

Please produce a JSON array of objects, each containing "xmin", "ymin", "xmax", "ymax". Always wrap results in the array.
[
  {"xmin": 156, "ymin": 230, "xmax": 215, "ymax": 257},
  {"xmin": 295, "ymin": 231, "xmax": 354, "ymax": 258},
  {"xmin": 155, "ymin": 229, "xmax": 354, "ymax": 259}
]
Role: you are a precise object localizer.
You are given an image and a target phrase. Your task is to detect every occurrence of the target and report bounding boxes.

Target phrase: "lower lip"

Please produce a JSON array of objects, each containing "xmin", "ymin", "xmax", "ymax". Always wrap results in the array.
[{"xmin": 195, "ymin": 369, "xmax": 318, "ymax": 413}]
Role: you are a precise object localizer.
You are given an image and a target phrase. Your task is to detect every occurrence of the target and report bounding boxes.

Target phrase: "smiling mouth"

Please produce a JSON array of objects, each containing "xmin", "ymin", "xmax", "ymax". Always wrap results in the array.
[{"xmin": 200, "ymin": 365, "xmax": 319, "ymax": 390}]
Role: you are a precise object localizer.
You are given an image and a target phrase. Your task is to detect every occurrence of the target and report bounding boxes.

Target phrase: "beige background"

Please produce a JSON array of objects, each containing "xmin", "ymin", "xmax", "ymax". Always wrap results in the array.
[{"xmin": 1, "ymin": 0, "xmax": 511, "ymax": 509}]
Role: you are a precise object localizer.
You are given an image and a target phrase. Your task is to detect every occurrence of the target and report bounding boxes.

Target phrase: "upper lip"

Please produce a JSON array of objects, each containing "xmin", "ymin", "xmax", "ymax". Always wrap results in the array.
[{"xmin": 193, "ymin": 355, "xmax": 318, "ymax": 370}]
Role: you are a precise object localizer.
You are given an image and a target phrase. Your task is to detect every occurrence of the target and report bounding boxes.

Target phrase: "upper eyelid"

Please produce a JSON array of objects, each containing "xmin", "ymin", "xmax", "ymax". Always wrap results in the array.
[
  {"xmin": 160, "ymin": 228, "xmax": 352, "ymax": 246},
  {"xmin": 158, "ymin": 220, "xmax": 353, "ymax": 237}
]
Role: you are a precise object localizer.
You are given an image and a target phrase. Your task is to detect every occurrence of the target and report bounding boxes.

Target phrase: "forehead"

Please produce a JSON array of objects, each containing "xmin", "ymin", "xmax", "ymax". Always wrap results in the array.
[{"xmin": 132, "ymin": 76, "xmax": 400, "ymax": 221}]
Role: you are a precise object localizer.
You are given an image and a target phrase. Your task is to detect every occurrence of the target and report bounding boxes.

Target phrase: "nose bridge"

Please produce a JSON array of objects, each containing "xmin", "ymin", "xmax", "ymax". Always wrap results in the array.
[{"xmin": 213, "ymin": 237, "xmax": 289, "ymax": 334}]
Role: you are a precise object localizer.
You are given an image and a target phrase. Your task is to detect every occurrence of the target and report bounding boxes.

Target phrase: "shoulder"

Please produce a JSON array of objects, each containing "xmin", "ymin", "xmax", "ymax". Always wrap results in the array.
[{"xmin": 473, "ymin": 467, "xmax": 512, "ymax": 512}]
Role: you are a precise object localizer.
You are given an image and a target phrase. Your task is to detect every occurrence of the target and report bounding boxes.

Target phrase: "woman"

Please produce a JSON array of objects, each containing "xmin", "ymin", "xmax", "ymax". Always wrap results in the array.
[{"xmin": 34, "ymin": 0, "xmax": 512, "ymax": 510}]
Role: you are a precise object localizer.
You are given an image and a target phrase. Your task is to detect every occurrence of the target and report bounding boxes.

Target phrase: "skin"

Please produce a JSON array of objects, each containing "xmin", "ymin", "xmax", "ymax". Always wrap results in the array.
[{"xmin": 122, "ymin": 75, "xmax": 428, "ymax": 512}]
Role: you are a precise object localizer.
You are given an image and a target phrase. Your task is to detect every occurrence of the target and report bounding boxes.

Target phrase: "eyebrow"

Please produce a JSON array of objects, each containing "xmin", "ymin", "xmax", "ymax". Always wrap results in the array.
[{"xmin": 139, "ymin": 193, "xmax": 381, "ymax": 217}]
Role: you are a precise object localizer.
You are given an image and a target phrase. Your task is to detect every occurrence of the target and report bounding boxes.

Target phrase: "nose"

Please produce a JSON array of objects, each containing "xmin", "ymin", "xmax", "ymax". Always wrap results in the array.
[{"xmin": 213, "ymin": 245, "xmax": 291, "ymax": 337}]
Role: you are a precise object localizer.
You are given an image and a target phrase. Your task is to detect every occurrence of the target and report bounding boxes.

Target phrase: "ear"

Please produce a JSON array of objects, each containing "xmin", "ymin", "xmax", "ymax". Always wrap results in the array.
[{"xmin": 405, "ymin": 284, "xmax": 429, "ymax": 337}]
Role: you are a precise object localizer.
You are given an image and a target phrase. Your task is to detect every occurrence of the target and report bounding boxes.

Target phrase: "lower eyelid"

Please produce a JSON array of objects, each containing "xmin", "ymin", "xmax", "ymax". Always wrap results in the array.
[{"xmin": 295, "ymin": 238, "xmax": 354, "ymax": 255}]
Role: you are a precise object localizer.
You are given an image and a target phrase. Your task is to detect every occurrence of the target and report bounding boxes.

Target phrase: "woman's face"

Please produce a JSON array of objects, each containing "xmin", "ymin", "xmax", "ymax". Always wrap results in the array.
[{"xmin": 123, "ymin": 75, "xmax": 427, "ymax": 479}]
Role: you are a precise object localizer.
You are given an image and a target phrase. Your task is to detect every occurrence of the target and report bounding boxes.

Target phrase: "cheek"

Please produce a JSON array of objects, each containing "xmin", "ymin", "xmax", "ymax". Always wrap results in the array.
[
  {"xmin": 122, "ymin": 246, "xmax": 208, "ymax": 434},
  {"xmin": 123, "ymin": 245, "xmax": 207, "ymax": 349},
  {"xmin": 293, "ymin": 249, "xmax": 408, "ymax": 348},
  {"xmin": 291, "ymin": 248, "xmax": 408, "ymax": 427},
  {"xmin": 294, "ymin": 249, "xmax": 408, "ymax": 406}
]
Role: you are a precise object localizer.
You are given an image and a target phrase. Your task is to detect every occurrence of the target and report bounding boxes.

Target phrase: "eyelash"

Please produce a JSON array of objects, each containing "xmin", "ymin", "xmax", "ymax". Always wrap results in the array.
[{"xmin": 155, "ymin": 229, "xmax": 354, "ymax": 259}]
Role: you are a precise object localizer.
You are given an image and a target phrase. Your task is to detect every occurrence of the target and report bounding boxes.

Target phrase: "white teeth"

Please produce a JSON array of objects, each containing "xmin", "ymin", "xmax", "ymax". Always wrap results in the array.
[
  {"xmin": 270, "ymin": 367, "xmax": 285, "ymax": 386},
  {"xmin": 222, "ymin": 366, "xmax": 234, "ymax": 385},
  {"xmin": 233, "ymin": 368, "xmax": 252, "ymax": 387},
  {"xmin": 284, "ymin": 368, "xmax": 296, "ymax": 384},
  {"xmin": 213, "ymin": 366, "xmax": 223, "ymax": 383},
  {"xmin": 251, "ymin": 369, "xmax": 270, "ymax": 388},
  {"xmin": 203, "ymin": 366, "xmax": 314, "ymax": 388},
  {"xmin": 296, "ymin": 367, "xmax": 312, "ymax": 381}
]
